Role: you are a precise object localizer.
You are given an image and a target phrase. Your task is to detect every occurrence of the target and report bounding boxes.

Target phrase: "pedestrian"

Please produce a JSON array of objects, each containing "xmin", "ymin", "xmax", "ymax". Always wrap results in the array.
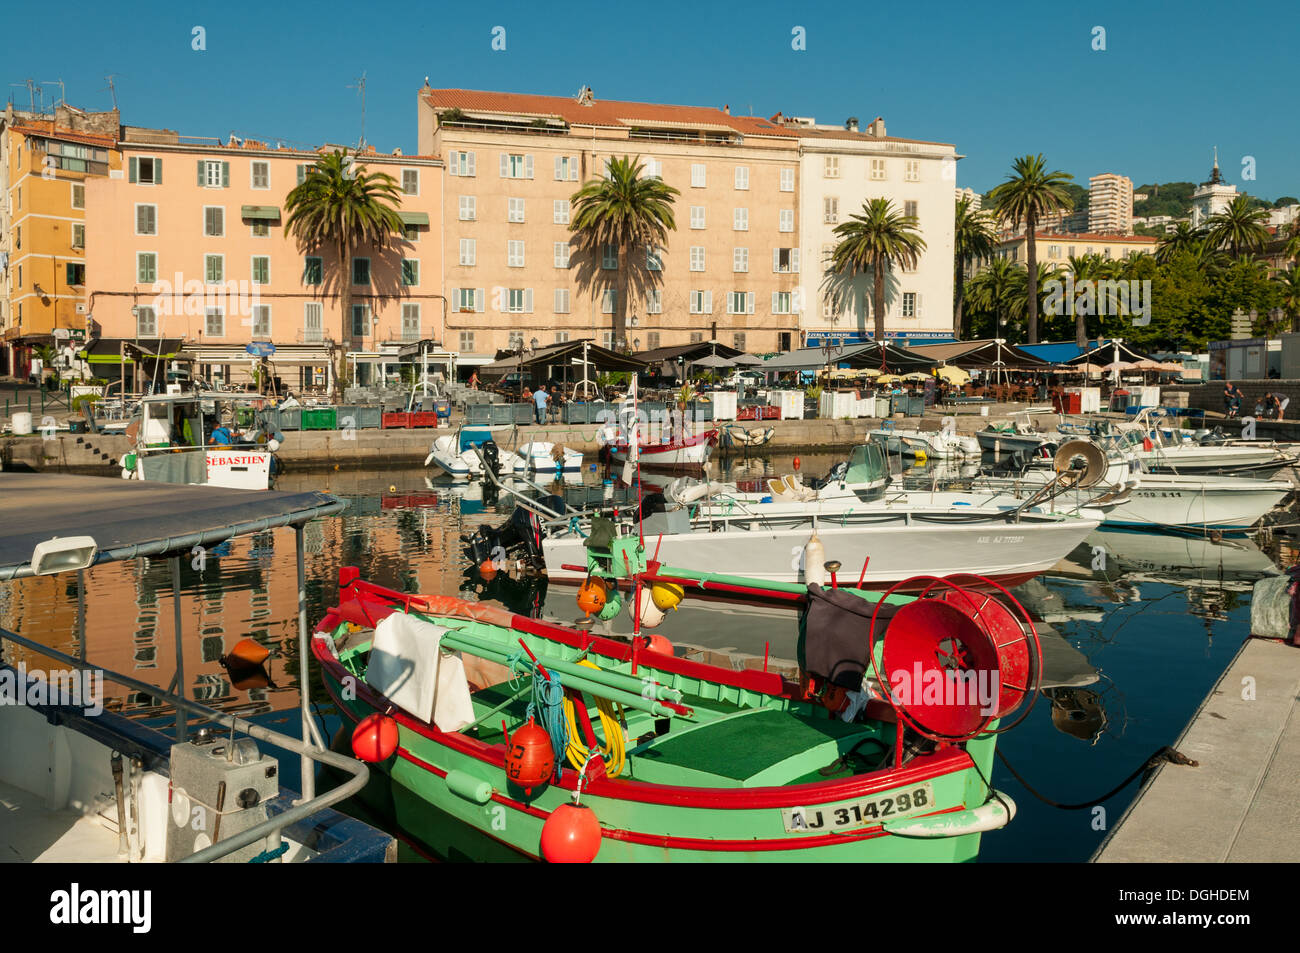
[
  {"xmin": 468, "ymin": 371, "xmax": 479, "ymax": 389},
  {"xmin": 28, "ymin": 353, "xmax": 43, "ymax": 387},
  {"xmin": 1223, "ymin": 382, "xmax": 1235, "ymax": 418},
  {"xmin": 532, "ymin": 384, "xmax": 550, "ymax": 425}
]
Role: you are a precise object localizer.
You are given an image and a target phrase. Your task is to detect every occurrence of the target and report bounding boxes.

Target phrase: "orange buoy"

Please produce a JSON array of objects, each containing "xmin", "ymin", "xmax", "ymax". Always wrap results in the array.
[
  {"xmin": 645, "ymin": 634, "xmax": 674, "ymax": 655},
  {"xmin": 576, "ymin": 578, "xmax": 607, "ymax": 616},
  {"xmin": 479, "ymin": 558, "xmax": 498, "ymax": 581},
  {"xmin": 227, "ymin": 638, "xmax": 270, "ymax": 666},
  {"xmin": 793, "ymin": 456, "xmax": 801, "ymax": 471},
  {"xmin": 505, "ymin": 717, "xmax": 554, "ymax": 794},
  {"xmin": 541, "ymin": 802, "xmax": 602, "ymax": 863},
  {"xmin": 352, "ymin": 713, "xmax": 399, "ymax": 763}
]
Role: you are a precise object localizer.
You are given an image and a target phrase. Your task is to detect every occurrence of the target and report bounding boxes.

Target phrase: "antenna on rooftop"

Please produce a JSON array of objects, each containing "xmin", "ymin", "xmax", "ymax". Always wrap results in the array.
[
  {"xmin": 41, "ymin": 79, "xmax": 65, "ymax": 110},
  {"xmin": 103, "ymin": 75, "xmax": 120, "ymax": 111},
  {"xmin": 10, "ymin": 79, "xmax": 37, "ymax": 113},
  {"xmin": 347, "ymin": 71, "xmax": 367, "ymax": 151}
]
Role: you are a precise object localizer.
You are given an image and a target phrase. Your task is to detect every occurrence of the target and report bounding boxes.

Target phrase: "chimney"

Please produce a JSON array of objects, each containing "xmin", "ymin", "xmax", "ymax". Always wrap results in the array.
[
  {"xmin": 868, "ymin": 117, "xmax": 886, "ymax": 137},
  {"xmin": 846, "ymin": 116, "xmax": 859, "ymax": 132},
  {"xmin": 392, "ymin": 147, "xmax": 403, "ymax": 156},
  {"xmin": 723, "ymin": 104, "xmax": 730, "ymax": 115}
]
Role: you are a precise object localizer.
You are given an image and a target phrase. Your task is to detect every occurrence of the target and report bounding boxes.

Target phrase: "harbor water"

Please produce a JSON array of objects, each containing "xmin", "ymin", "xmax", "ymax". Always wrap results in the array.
[{"xmin": 2, "ymin": 452, "xmax": 1293, "ymax": 862}]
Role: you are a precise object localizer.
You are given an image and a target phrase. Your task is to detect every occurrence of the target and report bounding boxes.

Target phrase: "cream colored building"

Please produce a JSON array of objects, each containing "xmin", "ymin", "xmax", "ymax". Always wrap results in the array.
[
  {"xmin": 790, "ymin": 116, "xmax": 958, "ymax": 344},
  {"xmin": 418, "ymin": 86, "xmax": 809, "ymax": 360},
  {"xmin": 1088, "ymin": 173, "xmax": 1133, "ymax": 235},
  {"xmin": 996, "ymin": 230, "xmax": 1158, "ymax": 264},
  {"xmin": 85, "ymin": 131, "xmax": 442, "ymax": 390}
]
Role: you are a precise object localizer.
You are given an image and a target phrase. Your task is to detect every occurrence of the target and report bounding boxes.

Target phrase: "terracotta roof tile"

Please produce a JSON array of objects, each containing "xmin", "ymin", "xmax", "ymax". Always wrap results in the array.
[{"xmin": 9, "ymin": 121, "xmax": 116, "ymax": 148}]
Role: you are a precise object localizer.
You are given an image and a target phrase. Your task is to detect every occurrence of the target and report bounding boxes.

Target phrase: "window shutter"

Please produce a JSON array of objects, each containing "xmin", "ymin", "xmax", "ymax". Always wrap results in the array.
[
  {"xmin": 221, "ymin": 162, "xmax": 229, "ymax": 187},
  {"xmin": 525, "ymin": 155, "xmax": 534, "ymax": 179},
  {"xmin": 449, "ymin": 155, "xmax": 458, "ymax": 177},
  {"xmin": 129, "ymin": 157, "xmax": 138, "ymax": 183},
  {"xmin": 525, "ymin": 289, "xmax": 534, "ymax": 313},
  {"xmin": 570, "ymin": 158, "xmax": 578, "ymax": 181},
  {"xmin": 792, "ymin": 248, "xmax": 800, "ymax": 273},
  {"xmin": 772, "ymin": 248, "xmax": 780, "ymax": 272},
  {"xmin": 155, "ymin": 158, "xmax": 162, "ymax": 184},
  {"xmin": 466, "ymin": 152, "xmax": 475, "ymax": 176},
  {"xmin": 499, "ymin": 153, "xmax": 508, "ymax": 177},
  {"xmin": 451, "ymin": 287, "xmax": 459, "ymax": 310},
  {"xmin": 704, "ymin": 291, "xmax": 713, "ymax": 314},
  {"xmin": 771, "ymin": 292, "xmax": 779, "ymax": 312},
  {"xmin": 197, "ymin": 160, "xmax": 205, "ymax": 185},
  {"xmin": 554, "ymin": 155, "xmax": 562, "ymax": 180},
  {"xmin": 916, "ymin": 294, "xmax": 923, "ymax": 318},
  {"xmin": 747, "ymin": 293, "xmax": 754, "ymax": 315},
  {"xmin": 475, "ymin": 288, "xmax": 485, "ymax": 312}
]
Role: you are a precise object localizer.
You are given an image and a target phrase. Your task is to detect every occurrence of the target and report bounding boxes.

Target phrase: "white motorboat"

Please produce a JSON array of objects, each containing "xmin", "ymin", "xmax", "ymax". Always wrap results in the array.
[
  {"xmin": 600, "ymin": 425, "xmax": 719, "ymax": 470},
  {"xmin": 512, "ymin": 441, "xmax": 584, "ymax": 474},
  {"xmin": 1098, "ymin": 412, "xmax": 1297, "ymax": 478},
  {"xmin": 869, "ymin": 426, "xmax": 981, "ymax": 460},
  {"xmin": 424, "ymin": 427, "xmax": 521, "ymax": 480}
]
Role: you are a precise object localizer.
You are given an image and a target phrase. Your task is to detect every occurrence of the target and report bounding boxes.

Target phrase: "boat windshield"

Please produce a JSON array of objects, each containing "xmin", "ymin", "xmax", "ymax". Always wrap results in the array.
[{"xmin": 846, "ymin": 443, "xmax": 887, "ymax": 484}]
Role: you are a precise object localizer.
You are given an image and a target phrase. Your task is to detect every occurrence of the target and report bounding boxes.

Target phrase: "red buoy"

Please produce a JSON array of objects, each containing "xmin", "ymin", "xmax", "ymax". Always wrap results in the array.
[
  {"xmin": 541, "ymin": 803, "xmax": 602, "ymax": 863},
  {"xmin": 227, "ymin": 638, "xmax": 270, "ymax": 666},
  {"xmin": 505, "ymin": 717, "xmax": 554, "ymax": 794},
  {"xmin": 352, "ymin": 713, "xmax": 399, "ymax": 763},
  {"xmin": 479, "ymin": 558, "xmax": 498, "ymax": 581},
  {"xmin": 645, "ymin": 634, "xmax": 674, "ymax": 655},
  {"xmin": 792, "ymin": 456, "xmax": 801, "ymax": 471}
]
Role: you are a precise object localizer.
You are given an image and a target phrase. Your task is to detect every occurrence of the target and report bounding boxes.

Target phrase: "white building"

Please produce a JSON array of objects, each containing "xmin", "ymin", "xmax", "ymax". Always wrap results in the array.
[
  {"xmin": 1190, "ymin": 150, "xmax": 1237, "ymax": 227},
  {"xmin": 789, "ymin": 116, "xmax": 957, "ymax": 345},
  {"xmin": 956, "ymin": 187, "xmax": 982, "ymax": 210},
  {"xmin": 1088, "ymin": 173, "xmax": 1133, "ymax": 234}
]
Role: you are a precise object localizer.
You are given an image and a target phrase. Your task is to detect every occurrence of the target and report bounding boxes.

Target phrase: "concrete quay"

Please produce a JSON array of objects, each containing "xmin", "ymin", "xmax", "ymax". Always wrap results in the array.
[{"xmin": 1092, "ymin": 637, "xmax": 1300, "ymax": 863}]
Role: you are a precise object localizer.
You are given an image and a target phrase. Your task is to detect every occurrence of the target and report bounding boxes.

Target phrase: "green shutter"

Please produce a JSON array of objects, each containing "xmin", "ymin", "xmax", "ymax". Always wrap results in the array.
[
  {"xmin": 221, "ymin": 161, "xmax": 229, "ymax": 187},
  {"xmin": 155, "ymin": 157, "xmax": 162, "ymax": 184},
  {"xmin": 197, "ymin": 160, "xmax": 205, "ymax": 185},
  {"xmin": 129, "ymin": 157, "xmax": 138, "ymax": 184}
]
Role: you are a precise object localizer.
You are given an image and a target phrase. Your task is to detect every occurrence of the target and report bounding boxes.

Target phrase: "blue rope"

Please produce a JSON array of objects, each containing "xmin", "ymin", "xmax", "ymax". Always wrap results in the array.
[
  {"xmin": 507, "ymin": 649, "xmax": 568, "ymax": 782},
  {"xmin": 248, "ymin": 841, "xmax": 290, "ymax": 863}
]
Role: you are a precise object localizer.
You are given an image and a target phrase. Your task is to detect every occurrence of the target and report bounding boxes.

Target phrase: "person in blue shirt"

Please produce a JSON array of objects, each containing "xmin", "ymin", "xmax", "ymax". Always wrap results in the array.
[
  {"xmin": 532, "ymin": 386, "xmax": 550, "ymax": 425},
  {"xmin": 209, "ymin": 424, "xmax": 234, "ymax": 445}
]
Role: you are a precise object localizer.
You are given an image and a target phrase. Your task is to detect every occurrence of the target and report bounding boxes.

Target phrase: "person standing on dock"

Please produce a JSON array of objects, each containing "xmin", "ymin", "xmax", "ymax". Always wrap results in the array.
[{"xmin": 532, "ymin": 385, "xmax": 550, "ymax": 425}]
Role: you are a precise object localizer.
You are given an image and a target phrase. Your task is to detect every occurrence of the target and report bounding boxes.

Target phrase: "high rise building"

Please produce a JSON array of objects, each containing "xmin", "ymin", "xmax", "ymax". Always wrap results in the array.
[
  {"xmin": 1088, "ymin": 173, "xmax": 1133, "ymax": 235},
  {"xmin": 955, "ymin": 187, "xmax": 981, "ymax": 211}
]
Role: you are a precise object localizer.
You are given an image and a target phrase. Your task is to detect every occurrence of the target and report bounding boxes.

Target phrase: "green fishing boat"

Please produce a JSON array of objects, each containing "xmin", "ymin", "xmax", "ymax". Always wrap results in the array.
[{"xmin": 314, "ymin": 530, "xmax": 1040, "ymax": 862}]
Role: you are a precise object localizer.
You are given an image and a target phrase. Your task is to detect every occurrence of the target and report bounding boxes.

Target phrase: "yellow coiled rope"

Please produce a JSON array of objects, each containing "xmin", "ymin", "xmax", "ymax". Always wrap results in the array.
[{"xmin": 561, "ymin": 659, "xmax": 628, "ymax": 777}]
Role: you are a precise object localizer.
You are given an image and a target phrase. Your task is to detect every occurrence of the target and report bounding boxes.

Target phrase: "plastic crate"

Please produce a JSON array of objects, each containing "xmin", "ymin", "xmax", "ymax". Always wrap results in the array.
[
  {"xmin": 302, "ymin": 407, "xmax": 338, "ymax": 430},
  {"xmin": 355, "ymin": 405, "xmax": 382, "ymax": 429},
  {"xmin": 465, "ymin": 404, "xmax": 493, "ymax": 425},
  {"xmin": 688, "ymin": 400, "xmax": 715, "ymax": 422},
  {"xmin": 410, "ymin": 411, "xmax": 439, "ymax": 428},
  {"xmin": 235, "ymin": 407, "xmax": 256, "ymax": 428},
  {"xmin": 277, "ymin": 407, "xmax": 302, "ymax": 431},
  {"xmin": 492, "ymin": 404, "xmax": 519, "ymax": 426},
  {"xmin": 382, "ymin": 412, "xmax": 411, "ymax": 429}
]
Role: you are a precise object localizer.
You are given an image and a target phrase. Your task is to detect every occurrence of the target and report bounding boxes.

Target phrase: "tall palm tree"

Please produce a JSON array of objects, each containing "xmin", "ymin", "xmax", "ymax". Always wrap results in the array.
[
  {"xmin": 570, "ymin": 156, "xmax": 679, "ymax": 350},
  {"xmin": 285, "ymin": 150, "xmax": 404, "ymax": 393},
  {"xmin": 1276, "ymin": 267, "xmax": 1300, "ymax": 332},
  {"xmin": 1061, "ymin": 254, "xmax": 1125, "ymax": 348},
  {"xmin": 988, "ymin": 155, "xmax": 1074, "ymax": 343},
  {"xmin": 1155, "ymin": 222, "xmax": 1204, "ymax": 264},
  {"xmin": 1283, "ymin": 219, "xmax": 1300, "ymax": 264},
  {"xmin": 965, "ymin": 258, "xmax": 1024, "ymax": 340},
  {"xmin": 953, "ymin": 196, "xmax": 996, "ymax": 340},
  {"xmin": 829, "ymin": 198, "xmax": 926, "ymax": 342},
  {"xmin": 1206, "ymin": 195, "xmax": 1272, "ymax": 258}
]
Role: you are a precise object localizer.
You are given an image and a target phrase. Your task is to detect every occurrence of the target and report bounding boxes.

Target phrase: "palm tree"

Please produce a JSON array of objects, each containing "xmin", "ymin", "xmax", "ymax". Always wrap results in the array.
[
  {"xmin": 966, "ymin": 258, "xmax": 1024, "ymax": 340},
  {"xmin": 1061, "ymin": 254, "xmax": 1124, "ymax": 349},
  {"xmin": 1206, "ymin": 195, "xmax": 1272, "ymax": 258},
  {"xmin": 953, "ymin": 196, "xmax": 996, "ymax": 340},
  {"xmin": 1284, "ymin": 219, "xmax": 1300, "ymax": 264},
  {"xmin": 570, "ymin": 156, "xmax": 679, "ymax": 350},
  {"xmin": 988, "ymin": 155, "xmax": 1074, "ymax": 343},
  {"xmin": 1276, "ymin": 267, "xmax": 1300, "ymax": 332},
  {"xmin": 829, "ymin": 198, "xmax": 926, "ymax": 342},
  {"xmin": 286, "ymin": 150, "xmax": 404, "ymax": 393},
  {"xmin": 1155, "ymin": 222, "xmax": 1204, "ymax": 264}
]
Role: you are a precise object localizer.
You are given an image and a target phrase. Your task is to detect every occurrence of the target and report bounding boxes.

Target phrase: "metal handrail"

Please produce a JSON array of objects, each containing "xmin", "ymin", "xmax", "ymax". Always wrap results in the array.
[{"xmin": 0, "ymin": 626, "xmax": 370, "ymax": 864}]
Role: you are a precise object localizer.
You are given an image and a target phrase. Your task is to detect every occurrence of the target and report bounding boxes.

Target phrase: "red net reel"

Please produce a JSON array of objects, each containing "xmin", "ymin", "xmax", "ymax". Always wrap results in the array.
[{"xmin": 868, "ymin": 574, "xmax": 1042, "ymax": 744}]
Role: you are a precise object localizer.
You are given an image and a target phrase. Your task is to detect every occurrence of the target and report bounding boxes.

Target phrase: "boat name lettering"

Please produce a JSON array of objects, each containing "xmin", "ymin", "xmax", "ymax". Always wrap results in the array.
[
  {"xmin": 783, "ymin": 782, "xmax": 934, "ymax": 834},
  {"xmin": 975, "ymin": 535, "xmax": 1025, "ymax": 544}
]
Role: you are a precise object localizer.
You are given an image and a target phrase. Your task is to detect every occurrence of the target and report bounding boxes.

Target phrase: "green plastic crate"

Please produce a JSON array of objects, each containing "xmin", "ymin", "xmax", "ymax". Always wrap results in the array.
[{"xmin": 302, "ymin": 407, "xmax": 338, "ymax": 430}]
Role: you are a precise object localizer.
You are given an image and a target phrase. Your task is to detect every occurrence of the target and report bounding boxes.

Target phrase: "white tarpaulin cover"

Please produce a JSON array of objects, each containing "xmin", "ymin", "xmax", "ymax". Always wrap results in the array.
[{"xmin": 366, "ymin": 613, "xmax": 475, "ymax": 731}]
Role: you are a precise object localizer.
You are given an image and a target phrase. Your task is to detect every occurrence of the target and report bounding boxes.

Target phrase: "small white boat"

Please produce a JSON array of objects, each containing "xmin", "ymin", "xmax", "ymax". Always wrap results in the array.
[
  {"xmin": 601, "ymin": 426, "xmax": 718, "ymax": 470},
  {"xmin": 512, "ymin": 441, "xmax": 584, "ymax": 474},
  {"xmin": 869, "ymin": 427, "xmax": 981, "ymax": 459},
  {"xmin": 424, "ymin": 427, "xmax": 520, "ymax": 481}
]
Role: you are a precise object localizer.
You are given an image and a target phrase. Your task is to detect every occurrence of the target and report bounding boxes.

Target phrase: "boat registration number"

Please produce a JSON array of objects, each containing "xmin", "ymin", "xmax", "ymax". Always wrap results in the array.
[{"xmin": 782, "ymin": 783, "xmax": 934, "ymax": 834}]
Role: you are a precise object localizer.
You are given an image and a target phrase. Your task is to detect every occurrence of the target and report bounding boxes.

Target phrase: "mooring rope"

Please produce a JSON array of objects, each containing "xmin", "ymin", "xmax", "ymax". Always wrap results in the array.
[{"xmin": 996, "ymin": 745, "xmax": 1198, "ymax": 810}]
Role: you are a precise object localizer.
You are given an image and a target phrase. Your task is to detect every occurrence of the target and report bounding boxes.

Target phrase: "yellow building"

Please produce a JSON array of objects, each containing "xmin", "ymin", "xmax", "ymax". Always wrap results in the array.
[
  {"xmin": 1, "ymin": 104, "xmax": 122, "ymax": 378},
  {"xmin": 996, "ymin": 230, "xmax": 1157, "ymax": 265}
]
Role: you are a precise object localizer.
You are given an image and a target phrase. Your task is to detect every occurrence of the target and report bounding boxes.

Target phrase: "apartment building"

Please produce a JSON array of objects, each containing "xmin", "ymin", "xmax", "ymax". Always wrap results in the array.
[
  {"xmin": 418, "ymin": 85, "xmax": 805, "ymax": 359},
  {"xmin": 1088, "ymin": 173, "xmax": 1134, "ymax": 235},
  {"xmin": 996, "ymin": 231, "xmax": 1158, "ymax": 264},
  {"xmin": 84, "ymin": 131, "xmax": 442, "ymax": 389},
  {"xmin": 0, "ymin": 104, "xmax": 121, "ymax": 378},
  {"xmin": 789, "ymin": 115, "xmax": 958, "ymax": 344},
  {"xmin": 955, "ymin": 186, "xmax": 982, "ymax": 211}
]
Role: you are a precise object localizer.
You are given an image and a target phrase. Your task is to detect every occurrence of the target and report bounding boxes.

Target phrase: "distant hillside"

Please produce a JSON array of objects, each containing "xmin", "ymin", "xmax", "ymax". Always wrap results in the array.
[{"xmin": 1134, "ymin": 182, "xmax": 1196, "ymax": 218}]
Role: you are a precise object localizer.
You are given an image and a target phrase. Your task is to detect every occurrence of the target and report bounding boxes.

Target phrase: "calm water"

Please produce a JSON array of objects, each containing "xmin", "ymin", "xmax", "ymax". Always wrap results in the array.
[{"xmin": 3, "ymin": 450, "xmax": 1294, "ymax": 862}]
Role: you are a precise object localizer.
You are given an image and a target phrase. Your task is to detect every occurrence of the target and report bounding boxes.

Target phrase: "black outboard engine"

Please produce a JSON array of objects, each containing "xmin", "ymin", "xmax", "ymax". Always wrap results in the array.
[
  {"xmin": 811, "ymin": 460, "xmax": 849, "ymax": 490},
  {"xmin": 1200, "ymin": 426, "xmax": 1228, "ymax": 446},
  {"xmin": 463, "ymin": 495, "xmax": 561, "ymax": 568},
  {"xmin": 481, "ymin": 440, "xmax": 501, "ymax": 477},
  {"xmin": 636, "ymin": 492, "xmax": 668, "ymax": 523}
]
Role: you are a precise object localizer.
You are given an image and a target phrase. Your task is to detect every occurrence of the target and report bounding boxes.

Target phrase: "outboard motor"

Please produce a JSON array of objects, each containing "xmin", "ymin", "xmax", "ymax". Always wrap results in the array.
[
  {"xmin": 636, "ymin": 492, "xmax": 668, "ymax": 523},
  {"xmin": 481, "ymin": 440, "xmax": 501, "ymax": 477},
  {"xmin": 811, "ymin": 460, "xmax": 849, "ymax": 490}
]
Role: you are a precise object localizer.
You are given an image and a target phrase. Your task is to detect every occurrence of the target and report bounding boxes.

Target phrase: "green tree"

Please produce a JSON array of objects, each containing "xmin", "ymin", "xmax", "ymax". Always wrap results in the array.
[
  {"xmin": 1283, "ymin": 219, "xmax": 1300, "ymax": 265},
  {"xmin": 989, "ymin": 155, "xmax": 1074, "ymax": 343},
  {"xmin": 953, "ymin": 196, "xmax": 996, "ymax": 340},
  {"xmin": 829, "ymin": 198, "xmax": 926, "ymax": 341},
  {"xmin": 1206, "ymin": 194, "xmax": 1272, "ymax": 258},
  {"xmin": 1275, "ymin": 267, "xmax": 1300, "ymax": 333},
  {"xmin": 1156, "ymin": 222, "xmax": 1203, "ymax": 264},
  {"xmin": 285, "ymin": 150, "xmax": 404, "ymax": 393},
  {"xmin": 965, "ymin": 258, "xmax": 1025, "ymax": 341},
  {"xmin": 570, "ymin": 156, "xmax": 679, "ymax": 350}
]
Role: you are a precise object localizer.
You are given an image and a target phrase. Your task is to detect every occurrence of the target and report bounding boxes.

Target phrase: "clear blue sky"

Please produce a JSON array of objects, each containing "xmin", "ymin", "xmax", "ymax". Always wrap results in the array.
[{"xmin": 7, "ymin": 0, "xmax": 1298, "ymax": 200}]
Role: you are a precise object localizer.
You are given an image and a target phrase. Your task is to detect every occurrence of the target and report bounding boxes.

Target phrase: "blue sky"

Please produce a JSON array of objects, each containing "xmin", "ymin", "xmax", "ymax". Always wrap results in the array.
[{"xmin": 7, "ymin": 0, "xmax": 1298, "ymax": 200}]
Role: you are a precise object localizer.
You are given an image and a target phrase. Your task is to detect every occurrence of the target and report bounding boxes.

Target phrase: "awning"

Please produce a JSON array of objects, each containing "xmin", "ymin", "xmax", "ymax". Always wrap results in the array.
[
  {"xmin": 79, "ymin": 338, "xmax": 185, "ymax": 364},
  {"xmin": 908, "ymin": 339, "xmax": 1049, "ymax": 369},
  {"xmin": 240, "ymin": 205, "xmax": 281, "ymax": 221},
  {"xmin": 479, "ymin": 339, "xmax": 645, "ymax": 376},
  {"xmin": 398, "ymin": 211, "xmax": 430, "ymax": 226}
]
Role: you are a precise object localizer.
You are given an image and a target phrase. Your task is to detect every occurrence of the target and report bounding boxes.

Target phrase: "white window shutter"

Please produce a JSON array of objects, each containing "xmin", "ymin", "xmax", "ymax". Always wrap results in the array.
[
  {"xmin": 771, "ymin": 292, "xmax": 779, "ymax": 312},
  {"xmin": 704, "ymin": 291, "xmax": 712, "ymax": 314},
  {"xmin": 466, "ymin": 152, "xmax": 475, "ymax": 176},
  {"xmin": 747, "ymin": 293, "xmax": 754, "ymax": 315},
  {"xmin": 525, "ymin": 155, "xmax": 534, "ymax": 179},
  {"xmin": 554, "ymin": 155, "xmax": 562, "ymax": 180},
  {"xmin": 792, "ymin": 248, "xmax": 800, "ymax": 273},
  {"xmin": 525, "ymin": 289, "xmax": 534, "ymax": 313},
  {"xmin": 449, "ymin": 156, "xmax": 458, "ymax": 177},
  {"xmin": 475, "ymin": 288, "xmax": 485, "ymax": 312},
  {"xmin": 451, "ymin": 287, "xmax": 460, "ymax": 308},
  {"xmin": 916, "ymin": 294, "xmax": 923, "ymax": 318},
  {"xmin": 570, "ymin": 157, "xmax": 578, "ymax": 181},
  {"xmin": 772, "ymin": 248, "xmax": 780, "ymax": 273},
  {"xmin": 499, "ymin": 153, "xmax": 508, "ymax": 177}
]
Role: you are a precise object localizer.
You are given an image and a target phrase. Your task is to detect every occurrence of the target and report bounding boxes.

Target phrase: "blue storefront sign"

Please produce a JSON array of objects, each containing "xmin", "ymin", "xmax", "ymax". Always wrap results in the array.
[{"xmin": 246, "ymin": 342, "xmax": 276, "ymax": 357}]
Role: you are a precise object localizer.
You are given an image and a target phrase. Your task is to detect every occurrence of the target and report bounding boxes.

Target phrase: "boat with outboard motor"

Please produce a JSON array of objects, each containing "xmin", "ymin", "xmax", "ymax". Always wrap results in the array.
[
  {"xmin": 0, "ymin": 473, "xmax": 392, "ymax": 863},
  {"xmin": 869, "ymin": 425, "xmax": 981, "ymax": 460},
  {"xmin": 425, "ymin": 427, "xmax": 522, "ymax": 480},
  {"xmin": 313, "ymin": 527, "xmax": 1043, "ymax": 861}
]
